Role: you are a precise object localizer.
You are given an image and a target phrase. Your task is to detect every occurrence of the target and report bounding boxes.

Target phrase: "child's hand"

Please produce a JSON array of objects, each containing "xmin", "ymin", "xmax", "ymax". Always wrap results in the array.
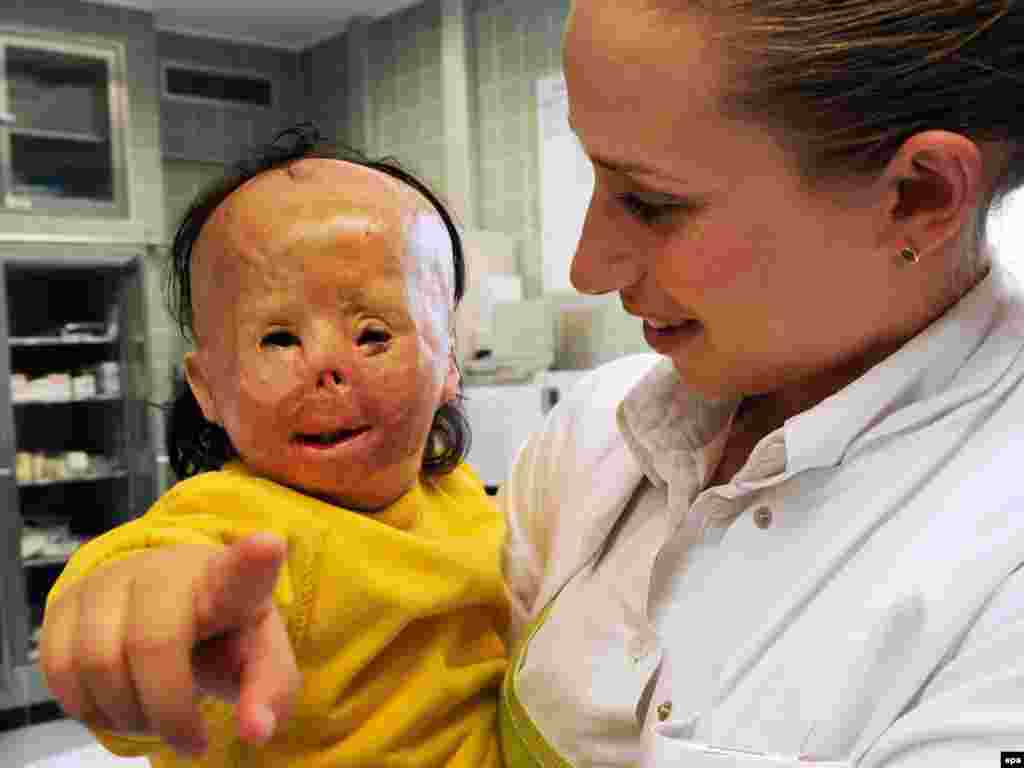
[{"xmin": 40, "ymin": 533, "xmax": 301, "ymax": 757}]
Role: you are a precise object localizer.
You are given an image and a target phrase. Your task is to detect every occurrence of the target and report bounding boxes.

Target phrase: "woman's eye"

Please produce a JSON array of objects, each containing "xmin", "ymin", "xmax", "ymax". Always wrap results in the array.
[
  {"xmin": 617, "ymin": 193, "xmax": 681, "ymax": 223},
  {"xmin": 357, "ymin": 328, "xmax": 391, "ymax": 348},
  {"xmin": 261, "ymin": 330, "xmax": 300, "ymax": 348}
]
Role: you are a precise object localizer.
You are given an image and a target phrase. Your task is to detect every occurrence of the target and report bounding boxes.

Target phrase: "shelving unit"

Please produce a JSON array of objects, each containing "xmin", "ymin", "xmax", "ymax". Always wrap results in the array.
[{"xmin": 0, "ymin": 254, "xmax": 155, "ymax": 710}]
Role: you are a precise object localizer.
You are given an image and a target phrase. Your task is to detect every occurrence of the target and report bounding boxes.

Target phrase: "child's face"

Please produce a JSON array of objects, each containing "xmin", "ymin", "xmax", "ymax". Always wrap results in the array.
[{"xmin": 184, "ymin": 159, "xmax": 459, "ymax": 511}]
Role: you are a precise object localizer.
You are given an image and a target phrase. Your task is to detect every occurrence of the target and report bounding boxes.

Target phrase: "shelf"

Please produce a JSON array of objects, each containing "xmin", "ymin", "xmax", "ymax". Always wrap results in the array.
[
  {"xmin": 13, "ymin": 393, "xmax": 121, "ymax": 405},
  {"xmin": 18, "ymin": 470, "xmax": 127, "ymax": 488},
  {"xmin": 9, "ymin": 126, "xmax": 108, "ymax": 144},
  {"xmin": 22, "ymin": 553, "xmax": 75, "ymax": 568},
  {"xmin": 10, "ymin": 335, "xmax": 117, "ymax": 347},
  {"xmin": 22, "ymin": 540, "xmax": 91, "ymax": 570},
  {"xmin": 4, "ymin": 192, "xmax": 119, "ymax": 211}
]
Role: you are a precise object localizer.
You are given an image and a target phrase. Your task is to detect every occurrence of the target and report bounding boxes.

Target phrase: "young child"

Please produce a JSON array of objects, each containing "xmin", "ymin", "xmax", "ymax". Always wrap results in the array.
[{"xmin": 40, "ymin": 126, "xmax": 508, "ymax": 767}]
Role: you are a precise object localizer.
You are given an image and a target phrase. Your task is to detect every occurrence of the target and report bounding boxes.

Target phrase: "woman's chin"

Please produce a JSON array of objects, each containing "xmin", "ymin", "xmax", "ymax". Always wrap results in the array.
[{"xmin": 667, "ymin": 358, "xmax": 749, "ymax": 404}]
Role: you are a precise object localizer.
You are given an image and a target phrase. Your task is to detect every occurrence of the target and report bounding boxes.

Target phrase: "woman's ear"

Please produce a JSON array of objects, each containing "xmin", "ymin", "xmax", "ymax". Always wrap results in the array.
[
  {"xmin": 441, "ymin": 351, "xmax": 460, "ymax": 405},
  {"xmin": 184, "ymin": 350, "xmax": 220, "ymax": 425},
  {"xmin": 881, "ymin": 130, "xmax": 983, "ymax": 257}
]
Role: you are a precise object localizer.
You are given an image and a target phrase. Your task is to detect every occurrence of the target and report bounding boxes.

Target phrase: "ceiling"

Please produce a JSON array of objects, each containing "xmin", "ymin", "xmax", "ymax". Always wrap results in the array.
[{"xmin": 94, "ymin": 0, "xmax": 423, "ymax": 51}]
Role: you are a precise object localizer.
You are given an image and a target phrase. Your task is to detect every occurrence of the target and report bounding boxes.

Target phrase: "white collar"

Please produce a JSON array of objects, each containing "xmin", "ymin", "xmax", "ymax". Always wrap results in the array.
[{"xmin": 618, "ymin": 265, "xmax": 1017, "ymax": 500}]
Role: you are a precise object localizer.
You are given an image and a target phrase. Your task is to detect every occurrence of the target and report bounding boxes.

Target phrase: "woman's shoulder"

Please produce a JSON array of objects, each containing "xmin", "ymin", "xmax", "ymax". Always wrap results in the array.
[
  {"xmin": 502, "ymin": 354, "xmax": 660, "ymax": 510},
  {"xmin": 499, "ymin": 355, "xmax": 662, "ymax": 620},
  {"xmin": 549, "ymin": 353, "xmax": 663, "ymax": 432}
]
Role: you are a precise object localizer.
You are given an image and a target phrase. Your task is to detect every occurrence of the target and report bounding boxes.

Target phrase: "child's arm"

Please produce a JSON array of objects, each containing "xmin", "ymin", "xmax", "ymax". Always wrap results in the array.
[{"xmin": 40, "ymin": 532, "xmax": 301, "ymax": 759}]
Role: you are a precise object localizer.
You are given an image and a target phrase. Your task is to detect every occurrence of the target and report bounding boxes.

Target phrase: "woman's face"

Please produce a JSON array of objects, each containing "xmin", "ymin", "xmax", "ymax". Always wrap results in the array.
[{"xmin": 564, "ymin": 1, "xmax": 912, "ymax": 406}]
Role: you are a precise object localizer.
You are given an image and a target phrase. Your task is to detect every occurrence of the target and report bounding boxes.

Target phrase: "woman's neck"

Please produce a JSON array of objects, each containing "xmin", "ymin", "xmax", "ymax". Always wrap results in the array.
[{"xmin": 711, "ymin": 259, "xmax": 990, "ymax": 487}]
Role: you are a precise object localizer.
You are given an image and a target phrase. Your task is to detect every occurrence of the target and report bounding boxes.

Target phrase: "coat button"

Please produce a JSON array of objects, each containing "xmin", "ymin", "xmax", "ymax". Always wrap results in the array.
[
  {"xmin": 753, "ymin": 505, "xmax": 772, "ymax": 529},
  {"xmin": 657, "ymin": 701, "xmax": 673, "ymax": 721}
]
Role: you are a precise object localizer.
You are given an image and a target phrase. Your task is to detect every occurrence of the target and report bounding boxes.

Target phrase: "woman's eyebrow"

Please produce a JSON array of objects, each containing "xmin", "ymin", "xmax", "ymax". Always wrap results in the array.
[
  {"xmin": 590, "ymin": 153, "xmax": 662, "ymax": 177},
  {"xmin": 587, "ymin": 149, "xmax": 691, "ymax": 189}
]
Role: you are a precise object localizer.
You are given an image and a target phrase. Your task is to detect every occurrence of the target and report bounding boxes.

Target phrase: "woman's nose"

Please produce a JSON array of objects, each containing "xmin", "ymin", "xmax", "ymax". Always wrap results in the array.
[{"xmin": 570, "ymin": 195, "xmax": 644, "ymax": 295}]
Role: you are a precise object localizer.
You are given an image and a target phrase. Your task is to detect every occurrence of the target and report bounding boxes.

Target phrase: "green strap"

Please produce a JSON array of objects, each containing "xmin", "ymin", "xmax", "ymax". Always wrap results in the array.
[{"xmin": 499, "ymin": 603, "xmax": 576, "ymax": 768}]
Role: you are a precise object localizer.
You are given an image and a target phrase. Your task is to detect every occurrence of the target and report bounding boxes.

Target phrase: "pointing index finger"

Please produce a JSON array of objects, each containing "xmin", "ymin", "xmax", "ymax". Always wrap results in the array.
[{"xmin": 194, "ymin": 533, "xmax": 288, "ymax": 643}]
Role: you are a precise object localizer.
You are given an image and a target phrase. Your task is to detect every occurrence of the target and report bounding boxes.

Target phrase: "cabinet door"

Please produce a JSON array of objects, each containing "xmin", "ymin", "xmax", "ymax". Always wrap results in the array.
[
  {"xmin": 1, "ymin": 255, "xmax": 158, "ymax": 706},
  {"xmin": 0, "ymin": 262, "xmax": 29, "ymax": 684},
  {"xmin": 118, "ymin": 259, "xmax": 156, "ymax": 520},
  {"xmin": 0, "ymin": 31, "xmax": 129, "ymax": 219},
  {"xmin": 0, "ymin": 474, "xmax": 28, "ymax": 698}
]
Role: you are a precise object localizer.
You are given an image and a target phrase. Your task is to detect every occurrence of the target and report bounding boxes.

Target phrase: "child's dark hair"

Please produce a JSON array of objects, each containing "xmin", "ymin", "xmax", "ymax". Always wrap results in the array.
[{"xmin": 165, "ymin": 123, "xmax": 470, "ymax": 482}]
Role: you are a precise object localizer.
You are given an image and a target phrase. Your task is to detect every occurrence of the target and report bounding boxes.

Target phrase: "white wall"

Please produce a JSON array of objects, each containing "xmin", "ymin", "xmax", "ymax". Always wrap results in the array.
[{"xmin": 990, "ymin": 188, "xmax": 1024, "ymax": 280}]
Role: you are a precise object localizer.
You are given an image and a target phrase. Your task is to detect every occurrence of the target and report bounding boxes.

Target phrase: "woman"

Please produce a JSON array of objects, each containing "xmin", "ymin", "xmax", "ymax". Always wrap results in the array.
[{"xmin": 499, "ymin": 1, "xmax": 1024, "ymax": 766}]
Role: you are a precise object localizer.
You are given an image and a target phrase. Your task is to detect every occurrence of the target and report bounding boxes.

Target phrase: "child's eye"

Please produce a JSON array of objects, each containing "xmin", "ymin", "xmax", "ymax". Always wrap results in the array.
[
  {"xmin": 261, "ymin": 330, "xmax": 300, "ymax": 348},
  {"xmin": 357, "ymin": 327, "xmax": 391, "ymax": 348}
]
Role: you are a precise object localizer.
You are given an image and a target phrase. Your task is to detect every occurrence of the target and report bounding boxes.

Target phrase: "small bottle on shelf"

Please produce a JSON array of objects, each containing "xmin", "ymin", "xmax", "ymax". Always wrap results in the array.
[{"xmin": 96, "ymin": 361, "xmax": 120, "ymax": 396}]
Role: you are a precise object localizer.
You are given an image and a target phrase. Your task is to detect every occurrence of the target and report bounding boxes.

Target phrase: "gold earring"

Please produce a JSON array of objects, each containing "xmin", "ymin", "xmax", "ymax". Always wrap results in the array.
[{"xmin": 900, "ymin": 246, "xmax": 920, "ymax": 265}]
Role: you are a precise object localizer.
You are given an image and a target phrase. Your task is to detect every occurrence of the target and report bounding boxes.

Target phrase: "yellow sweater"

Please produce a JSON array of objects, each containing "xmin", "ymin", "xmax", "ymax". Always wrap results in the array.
[{"xmin": 48, "ymin": 462, "xmax": 508, "ymax": 768}]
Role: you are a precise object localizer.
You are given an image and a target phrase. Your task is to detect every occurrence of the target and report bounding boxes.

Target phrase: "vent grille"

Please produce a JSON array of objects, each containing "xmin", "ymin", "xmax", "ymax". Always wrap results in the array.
[{"xmin": 163, "ymin": 65, "xmax": 273, "ymax": 108}]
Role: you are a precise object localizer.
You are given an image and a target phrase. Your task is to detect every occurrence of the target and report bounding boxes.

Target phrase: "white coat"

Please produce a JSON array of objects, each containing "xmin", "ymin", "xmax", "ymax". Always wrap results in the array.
[{"xmin": 501, "ymin": 267, "xmax": 1024, "ymax": 767}]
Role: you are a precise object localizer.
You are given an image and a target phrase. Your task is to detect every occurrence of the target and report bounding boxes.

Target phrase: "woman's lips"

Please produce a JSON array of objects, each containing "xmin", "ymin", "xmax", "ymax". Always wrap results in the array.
[
  {"xmin": 642, "ymin": 317, "xmax": 703, "ymax": 352},
  {"xmin": 644, "ymin": 317, "xmax": 681, "ymax": 330}
]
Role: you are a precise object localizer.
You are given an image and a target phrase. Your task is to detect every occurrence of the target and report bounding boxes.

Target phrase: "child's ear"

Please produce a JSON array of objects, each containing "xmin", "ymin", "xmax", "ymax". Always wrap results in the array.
[
  {"xmin": 184, "ymin": 351, "xmax": 221, "ymax": 425},
  {"xmin": 441, "ymin": 351, "xmax": 460, "ymax": 405}
]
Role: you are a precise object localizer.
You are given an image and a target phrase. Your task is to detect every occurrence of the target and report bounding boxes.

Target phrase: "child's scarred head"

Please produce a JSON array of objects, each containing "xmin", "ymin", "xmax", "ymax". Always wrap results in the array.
[{"xmin": 166, "ymin": 126, "xmax": 469, "ymax": 511}]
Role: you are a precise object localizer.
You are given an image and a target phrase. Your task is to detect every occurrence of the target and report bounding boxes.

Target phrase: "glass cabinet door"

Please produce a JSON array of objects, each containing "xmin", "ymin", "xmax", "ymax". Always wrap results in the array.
[
  {"xmin": 0, "ymin": 471, "xmax": 26, "ymax": 706},
  {"xmin": 0, "ymin": 32, "xmax": 128, "ymax": 218}
]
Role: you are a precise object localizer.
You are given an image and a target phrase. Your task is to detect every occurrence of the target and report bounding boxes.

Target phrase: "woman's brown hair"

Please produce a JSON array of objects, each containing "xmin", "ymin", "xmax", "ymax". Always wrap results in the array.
[{"xmin": 665, "ymin": 1, "xmax": 1022, "ymax": 216}]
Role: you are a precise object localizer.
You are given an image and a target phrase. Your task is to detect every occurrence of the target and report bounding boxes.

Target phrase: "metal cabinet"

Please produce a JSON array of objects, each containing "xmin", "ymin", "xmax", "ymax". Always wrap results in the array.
[
  {"xmin": 0, "ymin": 30, "xmax": 130, "ymax": 219},
  {"xmin": 0, "ymin": 253, "xmax": 156, "ymax": 710},
  {"xmin": 0, "ymin": 474, "xmax": 23, "ymax": 712}
]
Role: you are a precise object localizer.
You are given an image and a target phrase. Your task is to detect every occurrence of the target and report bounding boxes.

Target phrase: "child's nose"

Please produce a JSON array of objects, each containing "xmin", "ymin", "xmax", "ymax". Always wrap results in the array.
[
  {"xmin": 317, "ymin": 368, "xmax": 345, "ymax": 390},
  {"xmin": 308, "ymin": 329, "xmax": 349, "ymax": 390}
]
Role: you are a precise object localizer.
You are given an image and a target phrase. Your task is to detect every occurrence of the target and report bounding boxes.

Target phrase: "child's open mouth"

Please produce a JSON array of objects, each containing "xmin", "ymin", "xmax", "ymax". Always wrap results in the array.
[{"xmin": 294, "ymin": 426, "xmax": 370, "ymax": 448}]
